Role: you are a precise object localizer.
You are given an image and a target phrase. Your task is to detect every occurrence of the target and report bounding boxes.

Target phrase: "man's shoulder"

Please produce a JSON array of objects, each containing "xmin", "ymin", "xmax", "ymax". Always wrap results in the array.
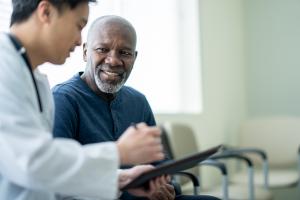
[{"xmin": 52, "ymin": 74, "xmax": 81, "ymax": 95}]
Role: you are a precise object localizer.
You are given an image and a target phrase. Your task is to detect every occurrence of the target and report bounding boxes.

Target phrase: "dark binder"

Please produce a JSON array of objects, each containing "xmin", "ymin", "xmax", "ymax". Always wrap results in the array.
[{"xmin": 122, "ymin": 144, "xmax": 222, "ymax": 190}]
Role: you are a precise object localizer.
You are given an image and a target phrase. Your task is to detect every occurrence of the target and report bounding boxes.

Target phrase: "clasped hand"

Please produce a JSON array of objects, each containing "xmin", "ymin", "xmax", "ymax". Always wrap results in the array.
[{"xmin": 119, "ymin": 165, "xmax": 176, "ymax": 200}]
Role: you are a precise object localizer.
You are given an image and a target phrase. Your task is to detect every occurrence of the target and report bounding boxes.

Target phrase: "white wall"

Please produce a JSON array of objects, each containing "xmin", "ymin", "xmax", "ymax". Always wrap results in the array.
[
  {"xmin": 245, "ymin": 0, "xmax": 300, "ymax": 117},
  {"xmin": 155, "ymin": 0, "xmax": 247, "ymax": 185}
]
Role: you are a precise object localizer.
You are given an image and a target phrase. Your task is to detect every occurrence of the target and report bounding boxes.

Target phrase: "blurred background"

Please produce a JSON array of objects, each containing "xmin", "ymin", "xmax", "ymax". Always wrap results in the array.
[{"xmin": 0, "ymin": 0, "xmax": 299, "ymax": 199}]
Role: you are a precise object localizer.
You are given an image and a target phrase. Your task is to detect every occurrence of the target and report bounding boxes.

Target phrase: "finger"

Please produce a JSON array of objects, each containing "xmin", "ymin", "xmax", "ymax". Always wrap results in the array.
[
  {"xmin": 165, "ymin": 175, "xmax": 171, "ymax": 183},
  {"xmin": 156, "ymin": 184, "xmax": 174, "ymax": 200},
  {"xmin": 148, "ymin": 179, "xmax": 156, "ymax": 193},
  {"xmin": 148, "ymin": 127, "xmax": 162, "ymax": 137},
  {"xmin": 156, "ymin": 190, "xmax": 166, "ymax": 200},
  {"xmin": 154, "ymin": 152, "xmax": 165, "ymax": 161},
  {"xmin": 149, "ymin": 192, "xmax": 160, "ymax": 200},
  {"xmin": 145, "ymin": 147, "xmax": 164, "ymax": 161},
  {"xmin": 124, "ymin": 125, "xmax": 137, "ymax": 134},
  {"xmin": 167, "ymin": 186, "xmax": 176, "ymax": 200},
  {"xmin": 136, "ymin": 122, "xmax": 147, "ymax": 129},
  {"xmin": 165, "ymin": 184, "xmax": 176, "ymax": 195},
  {"xmin": 155, "ymin": 176, "xmax": 168, "ymax": 187},
  {"xmin": 131, "ymin": 165, "xmax": 155, "ymax": 178},
  {"xmin": 149, "ymin": 150, "xmax": 165, "ymax": 163},
  {"xmin": 153, "ymin": 177, "xmax": 162, "ymax": 188},
  {"xmin": 140, "ymin": 126, "xmax": 161, "ymax": 137},
  {"xmin": 148, "ymin": 143, "xmax": 163, "ymax": 152},
  {"xmin": 134, "ymin": 164, "xmax": 154, "ymax": 173},
  {"xmin": 144, "ymin": 136, "xmax": 162, "ymax": 147},
  {"xmin": 157, "ymin": 175, "xmax": 168, "ymax": 185}
]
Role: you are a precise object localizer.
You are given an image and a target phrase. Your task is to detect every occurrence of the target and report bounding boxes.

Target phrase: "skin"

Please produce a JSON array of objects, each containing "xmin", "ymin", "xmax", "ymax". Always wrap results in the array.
[
  {"xmin": 119, "ymin": 165, "xmax": 171, "ymax": 198},
  {"xmin": 150, "ymin": 179, "xmax": 175, "ymax": 200},
  {"xmin": 81, "ymin": 16, "xmax": 175, "ymax": 200},
  {"xmin": 81, "ymin": 16, "xmax": 137, "ymax": 95},
  {"xmin": 10, "ymin": 1, "xmax": 89, "ymax": 69}
]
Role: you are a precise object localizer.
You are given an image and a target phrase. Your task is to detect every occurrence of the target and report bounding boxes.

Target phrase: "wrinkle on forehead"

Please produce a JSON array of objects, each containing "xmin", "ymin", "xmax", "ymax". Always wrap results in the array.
[{"xmin": 86, "ymin": 15, "xmax": 137, "ymax": 48}]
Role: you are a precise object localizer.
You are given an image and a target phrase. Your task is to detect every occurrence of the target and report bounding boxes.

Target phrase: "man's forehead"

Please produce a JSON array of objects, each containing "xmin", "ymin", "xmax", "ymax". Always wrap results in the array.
[
  {"xmin": 87, "ymin": 16, "xmax": 136, "ymax": 46},
  {"xmin": 91, "ymin": 34, "xmax": 135, "ymax": 49},
  {"xmin": 93, "ymin": 24, "xmax": 135, "ymax": 40}
]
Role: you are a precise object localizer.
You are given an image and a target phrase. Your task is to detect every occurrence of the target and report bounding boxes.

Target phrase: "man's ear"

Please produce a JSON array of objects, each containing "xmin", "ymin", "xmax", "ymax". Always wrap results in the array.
[
  {"xmin": 83, "ymin": 43, "xmax": 88, "ymax": 62},
  {"xmin": 134, "ymin": 51, "xmax": 138, "ymax": 61},
  {"xmin": 36, "ymin": 1, "xmax": 53, "ymax": 24}
]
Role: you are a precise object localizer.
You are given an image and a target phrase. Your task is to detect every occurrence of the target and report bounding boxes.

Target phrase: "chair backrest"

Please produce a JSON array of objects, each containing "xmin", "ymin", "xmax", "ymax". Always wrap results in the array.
[
  {"xmin": 162, "ymin": 122, "xmax": 200, "ymax": 184},
  {"xmin": 240, "ymin": 116, "xmax": 300, "ymax": 167}
]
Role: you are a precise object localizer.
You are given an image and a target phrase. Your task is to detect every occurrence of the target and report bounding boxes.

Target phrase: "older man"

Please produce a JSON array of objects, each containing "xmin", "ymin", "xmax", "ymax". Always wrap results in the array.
[{"xmin": 53, "ymin": 15, "xmax": 219, "ymax": 200}]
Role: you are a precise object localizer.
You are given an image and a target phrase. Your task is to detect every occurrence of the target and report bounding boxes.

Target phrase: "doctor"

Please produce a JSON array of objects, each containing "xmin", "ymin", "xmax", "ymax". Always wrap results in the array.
[{"xmin": 0, "ymin": 0, "xmax": 165, "ymax": 200}]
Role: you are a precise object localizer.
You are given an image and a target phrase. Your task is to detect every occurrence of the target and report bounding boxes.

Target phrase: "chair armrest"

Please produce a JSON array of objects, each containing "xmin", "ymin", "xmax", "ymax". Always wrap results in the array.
[
  {"xmin": 210, "ymin": 152, "xmax": 255, "ymax": 200},
  {"xmin": 199, "ymin": 159, "xmax": 229, "ymax": 200},
  {"xmin": 223, "ymin": 146, "xmax": 267, "ymax": 160},
  {"xmin": 222, "ymin": 145, "xmax": 269, "ymax": 189},
  {"xmin": 173, "ymin": 171, "xmax": 200, "ymax": 195},
  {"xmin": 210, "ymin": 152, "xmax": 253, "ymax": 167},
  {"xmin": 200, "ymin": 159, "xmax": 227, "ymax": 175}
]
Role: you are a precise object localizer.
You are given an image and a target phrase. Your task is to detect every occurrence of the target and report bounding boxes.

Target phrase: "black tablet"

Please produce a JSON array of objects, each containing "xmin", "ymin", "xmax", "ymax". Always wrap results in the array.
[{"xmin": 121, "ymin": 144, "xmax": 222, "ymax": 190}]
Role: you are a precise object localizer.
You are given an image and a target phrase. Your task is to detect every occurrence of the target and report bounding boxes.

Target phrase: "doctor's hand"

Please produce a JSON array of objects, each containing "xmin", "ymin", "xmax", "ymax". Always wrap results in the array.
[
  {"xmin": 116, "ymin": 123, "xmax": 164, "ymax": 165},
  {"xmin": 119, "ymin": 165, "xmax": 170, "ymax": 198}
]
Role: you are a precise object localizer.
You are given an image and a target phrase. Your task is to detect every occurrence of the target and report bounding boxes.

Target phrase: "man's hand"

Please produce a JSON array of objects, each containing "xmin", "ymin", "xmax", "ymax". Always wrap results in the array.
[
  {"xmin": 148, "ymin": 180, "xmax": 176, "ymax": 200},
  {"xmin": 116, "ymin": 123, "xmax": 164, "ymax": 165},
  {"xmin": 118, "ymin": 165, "xmax": 173, "ymax": 199}
]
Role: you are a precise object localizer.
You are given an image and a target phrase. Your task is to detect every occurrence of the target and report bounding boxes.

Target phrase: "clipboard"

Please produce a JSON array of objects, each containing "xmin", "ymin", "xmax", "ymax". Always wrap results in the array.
[{"xmin": 122, "ymin": 144, "xmax": 222, "ymax": 190}]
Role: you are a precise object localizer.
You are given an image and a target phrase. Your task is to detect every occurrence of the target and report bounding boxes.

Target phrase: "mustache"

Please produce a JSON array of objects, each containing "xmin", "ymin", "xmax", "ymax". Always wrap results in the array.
[{"xmin": 96, "ymin": 64, "xmax": 125, "ymax": 75}]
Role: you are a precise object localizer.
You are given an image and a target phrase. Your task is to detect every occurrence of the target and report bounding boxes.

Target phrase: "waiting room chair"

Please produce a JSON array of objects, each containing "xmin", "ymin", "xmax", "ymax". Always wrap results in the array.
[
  {"xmin": 162, "ymin": 122, "xmax": 273, "ymax": 200},
  {"xmin": 230, "ymin": 117, "xmax": 300, "ymax": 193}
]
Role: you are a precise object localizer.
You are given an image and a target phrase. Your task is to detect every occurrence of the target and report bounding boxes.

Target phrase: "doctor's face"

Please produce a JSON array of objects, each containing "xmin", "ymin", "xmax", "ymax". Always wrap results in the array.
[
  {"xmin": 83, "ymin": 22, "xmax": 137, "ymax": 94},
  {"xmin": 43, "ymin": 2, "xmax": 89, "ymax": 64}
]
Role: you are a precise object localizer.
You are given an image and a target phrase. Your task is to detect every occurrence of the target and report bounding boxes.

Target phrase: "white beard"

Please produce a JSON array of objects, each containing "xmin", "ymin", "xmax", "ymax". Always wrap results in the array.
[{"xmin": 94, "ymin": 67, "xmax": 127, "ymax": 94}]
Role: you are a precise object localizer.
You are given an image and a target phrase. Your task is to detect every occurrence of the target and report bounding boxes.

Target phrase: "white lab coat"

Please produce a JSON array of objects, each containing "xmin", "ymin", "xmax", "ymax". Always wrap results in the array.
[{"xmin": 0, "ymin": 33, "xmax": 120, "ymax": 200}]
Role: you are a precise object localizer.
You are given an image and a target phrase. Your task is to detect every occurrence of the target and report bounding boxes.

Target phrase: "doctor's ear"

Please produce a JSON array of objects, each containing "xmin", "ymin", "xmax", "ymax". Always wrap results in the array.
[
  {"xmin": 36, "ymin": 1, "xmax": 54, "ymax": 23},
  {"xmin": 83, "ymin": 43, "xmax": 87, "ymax": 62}
]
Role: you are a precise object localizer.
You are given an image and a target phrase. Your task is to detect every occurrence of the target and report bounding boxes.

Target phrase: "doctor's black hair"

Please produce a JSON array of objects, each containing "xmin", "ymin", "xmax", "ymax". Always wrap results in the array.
[{"xmin": 10, "ymin": 0, "xmax": 97, "ymax": 26}]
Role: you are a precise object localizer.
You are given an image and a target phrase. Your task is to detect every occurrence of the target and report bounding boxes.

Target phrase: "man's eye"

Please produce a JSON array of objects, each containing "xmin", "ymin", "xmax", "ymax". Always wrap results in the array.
[
  {"xmin": 95, "ymin": 48, "xmax": 108, "ymax": 53},
  {"xmin": 120, "ymin": 50, "xmax": 133, "ymax": 56}
]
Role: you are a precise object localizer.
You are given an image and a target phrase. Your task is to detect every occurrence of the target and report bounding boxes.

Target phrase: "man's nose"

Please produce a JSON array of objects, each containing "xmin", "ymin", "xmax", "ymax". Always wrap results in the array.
[
  {"xmin": 105, "ymin": 51, "xmax": 122, "ymax": 66},
  {"xmin": 75, "ymin": 33, "xmax": 82, "ymax": 46}
]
